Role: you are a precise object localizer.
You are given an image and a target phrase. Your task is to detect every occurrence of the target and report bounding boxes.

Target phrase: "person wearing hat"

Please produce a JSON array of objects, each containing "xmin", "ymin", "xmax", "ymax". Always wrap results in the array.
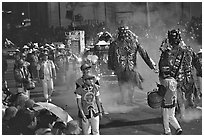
[
  {"xmin": 20, "ymin": 53, "xmax": 30, "ymax": 68},
  {"xmin": 75, "ymin": 73, "xmax": 102, "ymax": 135},
  {"xmin": 76, "ymin": 63, "xmax": 107, "ymax": 114},
  {"xmin": 22, "ymin": 45, "xmax": 29, "ymax": 56},
  {"xmin": 14, "ymin": 59, "xmax": 31, "ymax": 98},
  {"xmin": 76, "ymin": 63, "xmax": 98, "ymax": 90},
  {"xmin": 37, "ymin": 51, "xmax": 56, "ymax": 102}
]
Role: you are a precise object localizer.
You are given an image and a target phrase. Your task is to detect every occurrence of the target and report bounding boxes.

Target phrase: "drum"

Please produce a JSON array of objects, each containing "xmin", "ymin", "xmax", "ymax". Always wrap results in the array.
[{"xmin": 147, "ymin": 90, "xmax": 163, "ymax": 109}]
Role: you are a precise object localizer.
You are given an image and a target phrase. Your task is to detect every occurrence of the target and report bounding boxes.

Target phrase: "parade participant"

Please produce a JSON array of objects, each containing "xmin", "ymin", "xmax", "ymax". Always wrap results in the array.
[
  {"xmin": 14, "ymin": 59, "xmax": 31, "ymax": 98},
  {"xmin": 76, "ymin": 63, "xmax": 100, "ymax": 91},
  {"xmin": 195, "ymin": 49, "xmax": 202, "ymax": 98},
  {"xmin": 75, "ymin": 74, "xmax": 102, "ymax": 135},
  {"xmin": 160, "ymin": 77, "xmax": 182, "ymax": 135},
  {"xmin": 108, "ymin": 26, "xmax": 157, "ymax": 105},
  {"xmin": 37, "ymin": 51, "xmax": 56, "ymax": 102},
  {"xmin": 158, "ymin": 29, "xmax": 201, "ymax": 119}
]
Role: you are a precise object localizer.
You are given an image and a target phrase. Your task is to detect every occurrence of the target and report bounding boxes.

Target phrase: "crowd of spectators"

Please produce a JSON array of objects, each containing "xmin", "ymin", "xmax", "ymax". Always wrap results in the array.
[{"xmin": 2, "ymin": 41, "xmax": 82, "ymax": 135}]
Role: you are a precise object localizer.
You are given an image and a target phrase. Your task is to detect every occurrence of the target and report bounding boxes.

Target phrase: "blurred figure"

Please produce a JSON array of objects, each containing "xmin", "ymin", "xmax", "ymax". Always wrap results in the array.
[
  {"xmin": 51, "ymin": 121, "xmax": 66, "ymax": 135},
  {"xmin": 55, "ymin": 44, "xmax": 67, "ymax": 84},
  {"xmin": 108, "ymin": 26, "xmax": 157, "ymax": 105},
  {"xmin": 37, "ymin": 51, "xmax": 56, "ymax": 102},
  {"xmin": 13, "ymin": 59, "xmax": 31, "ymax": 98},
  {"xmin": 195, "ymin": 49, "xmax": 202, "ymax": 98},
  {"xmin": 26, "ymin": 49, "xmax": 39, "ymax": 79},
  {"xmin": 63, "ymin": 120, "xmax": 82, "ymax": 135},
  {"xmin": 8, "ymin": 99, "xmax": 37, "ymax": 135},
  {"xmin": 2, "ymin": 51, "xmax": 8, "ymax": 81},
  {"xmin": 159, "ymin": 29, "xmax": 201, "ymax": 120},
  {"xmin": 2, "ymin": 106, "xmax": 18, "ymax": 135},
  {"xmin": 75, "ymin": 74, "xmax": 102, "ymax": 135},
  {"xmin": 35, "ymin": 109, "xmax": 57, "ymax": 135},
  {"xmin": 13, "ymin": 49, "xmax": 21, "ymax": 70}
]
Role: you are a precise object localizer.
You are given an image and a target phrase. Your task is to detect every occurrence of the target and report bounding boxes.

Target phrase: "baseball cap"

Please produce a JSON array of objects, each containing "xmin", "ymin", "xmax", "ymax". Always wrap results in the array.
[{"xmin": 80, "ymin": 63, "xmax": 91, "ymax": 71}]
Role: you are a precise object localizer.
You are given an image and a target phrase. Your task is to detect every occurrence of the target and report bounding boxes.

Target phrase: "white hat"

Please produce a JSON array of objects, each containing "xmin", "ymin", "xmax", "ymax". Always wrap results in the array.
[
  {"xmin": 15, "ymin": 49, "xmax": 20, "ymax": 52},
  {"xmin": 23, "ymin": 45, "xmax": 29, "ymax": 49},
  {"xmin": 33, "ymin": 43, "xmax": 39, "ymax": 48},
  {"xmin": 96, "ymin": 40, "xmax": 110, "ymax": 45},
  {"xmin": 198, "ymin": 49, "xmax": 202, "ymax": 54},
  {"xmin": 58, "ymin": 44, "xmax": 65, "ymax": 49}
]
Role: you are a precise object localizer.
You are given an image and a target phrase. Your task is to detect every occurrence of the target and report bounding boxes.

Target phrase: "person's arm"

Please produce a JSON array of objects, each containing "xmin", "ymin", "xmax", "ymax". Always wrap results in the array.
[
  {"xmin": 76, "ymin": 95, "xmax": 87, "ymax": 121},
  {"xmin": 192, "ymin": 51, "xmax": 202, "ymax": 77},
  {"xmin": 36, "ymin": 62, "xmax": 41, "ymax": 80},
  {"xmin": 137, "ymin": 43, "xmax": 157, "ymax": 71},
  {"xmin": 50, "ymin": 60, "xmax": 57, "ymax": 79},
  {"xmin": 95, "ymin": 88, "xmax": 102, "ymax": 114}
]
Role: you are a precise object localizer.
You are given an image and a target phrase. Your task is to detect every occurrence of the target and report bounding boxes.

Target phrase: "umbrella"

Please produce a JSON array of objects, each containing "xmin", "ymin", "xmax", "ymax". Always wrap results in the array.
[{"xmin": 33, "ymin": 102, "xmax": 73, "ymax": 123}]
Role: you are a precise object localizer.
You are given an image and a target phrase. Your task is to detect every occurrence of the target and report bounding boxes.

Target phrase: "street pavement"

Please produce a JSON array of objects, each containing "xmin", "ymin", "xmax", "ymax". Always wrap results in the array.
[{"xmin": 4, "ymin": 59, "xmax": 202, "ymax": 135}]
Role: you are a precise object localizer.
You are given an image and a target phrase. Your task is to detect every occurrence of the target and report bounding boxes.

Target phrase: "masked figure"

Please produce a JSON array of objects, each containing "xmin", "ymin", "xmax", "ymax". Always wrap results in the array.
[
  {"xmin": 108, "ymin": 26, "xmax": 157, "ymax": 105},
  {"xmin": 158, "ymin": 29, "xmax": 201, "ymax": 119}
]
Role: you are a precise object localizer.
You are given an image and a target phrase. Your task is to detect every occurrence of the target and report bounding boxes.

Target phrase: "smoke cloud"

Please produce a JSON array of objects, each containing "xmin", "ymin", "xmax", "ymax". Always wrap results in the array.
[{"xmin": 182, "ymin": 107, "xmax": 202, "ymax": 123}]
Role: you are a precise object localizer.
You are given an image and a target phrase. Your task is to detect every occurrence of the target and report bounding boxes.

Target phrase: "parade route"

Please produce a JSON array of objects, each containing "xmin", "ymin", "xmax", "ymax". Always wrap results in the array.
[{"xmin": 5, "ymin": 56, "xmax": 202, "ymax": 135}]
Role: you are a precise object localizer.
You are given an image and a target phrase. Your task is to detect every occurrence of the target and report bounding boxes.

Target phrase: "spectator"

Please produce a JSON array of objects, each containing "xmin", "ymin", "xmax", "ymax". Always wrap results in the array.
[
  {"xmin": 2, "ymin": 106, "xmax": 18, "ymax": 135},
  {"xmin": 37, "ymin": 51, "xmax": 56, "ymax": 102},
  {"xmin": 63, "ymin": 120, "xmax": 82, "ymax": 135},
  {"xmin": 13, "ymin": 59, "xmax": 31, "ymax": 98},
  {"xmin": 51, "ymin": 121, "xmax": 67, "ymax": 135},
  {"xmin": 35, "ymin": 109, "xmax": 57, "ymax": 135},
  {"xmin": 26, "ymin": 49, "xmax": 39, "ymax": 79},
  {"xmin": 8, "ymin": 99, "xmax": 37, "ymax": 135}
]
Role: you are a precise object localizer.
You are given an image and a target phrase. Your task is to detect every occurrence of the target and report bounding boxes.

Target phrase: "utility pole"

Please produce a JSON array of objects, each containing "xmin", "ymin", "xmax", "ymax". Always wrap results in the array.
[
  {"xmin": 27, "ymin": 2, "xmax": 30, "ymax": 19},
  {"xmin": 104, "ymin": 2, "xmax": 107, "ymax": 25},
  {"xmin": 146, "ymin": 2, "xmax": 151, "ymax": 28},
  {"xmin": 58, "ymin": 2, "xmax": 61, "ymax": 27}
]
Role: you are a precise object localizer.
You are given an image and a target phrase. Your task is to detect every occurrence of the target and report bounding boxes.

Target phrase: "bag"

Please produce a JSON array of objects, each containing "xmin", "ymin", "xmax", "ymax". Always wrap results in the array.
[
  {"xmin": 25, "ymin": 80, "xmax": 35, "ymax": 90},
  {"xmin": 147, "ymin": 84, "xmax": 165, "ymax": 109}
]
